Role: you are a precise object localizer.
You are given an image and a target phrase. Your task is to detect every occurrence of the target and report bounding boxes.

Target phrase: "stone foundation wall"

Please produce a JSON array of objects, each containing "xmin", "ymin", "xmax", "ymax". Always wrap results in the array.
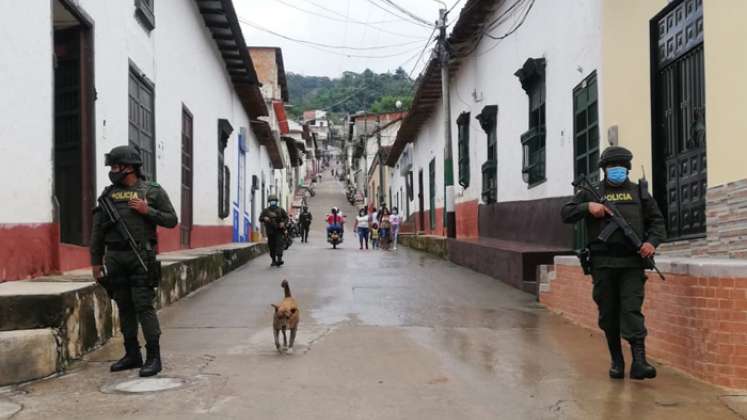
[
  {"xmin": 540, "ymin": 255, "xmax": 747, "ymax": 390},
  {"xmin": 398, "ymin": 234, "xmax": 448, "ymax": 259},
  {"xmin": 659, "ymin": 178, "xmax": 747, "ymax": 258}
]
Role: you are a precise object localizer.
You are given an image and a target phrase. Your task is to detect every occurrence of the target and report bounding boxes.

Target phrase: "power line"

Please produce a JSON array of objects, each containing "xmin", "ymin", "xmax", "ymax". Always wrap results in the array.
[
  {"xmin": 239, "ymin": 18, "xmax": 424, "ymax": 51},
  {"xmin": 484, "ymin": 0, "xmax": 535, "ymax": 40},
  {"xmin": 273, "ymin": 0, "xmax": 430, "ymax": 39},
  {"xmin": 378, "ymin": 0, "xmax": 435, "ymax": 27},
  {"xmin": 297, "ymin": 0, "xmax": 398, "ymax": 25},
  {"xmin": 365, "ymin": 0, "xmax": 433, "ymax": 29},
  {"xmin": 408, "ymin": 27, "xmax": 437, "ymax": 80},
  {"xmin": 447, "ymin": 0, "xmax": 463, "ymax": 14}
]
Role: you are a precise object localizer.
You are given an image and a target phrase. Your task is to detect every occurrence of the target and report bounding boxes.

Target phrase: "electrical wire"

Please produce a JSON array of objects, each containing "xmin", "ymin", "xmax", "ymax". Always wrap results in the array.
[
  {"xmin": 408, "ymin": 27, "xmax": 438, "ymax": 80},
  {"xmin": 484, "ymin": 0, "xmax": 535, "ymax": 40},
  {"xmin": 365, "ymin": 0, "xmax": 433, "ymax": 29},
  {"xmin": 378, "ymin": 0, "xmax": 435, "ymax": 27},
  {"xmin": 239, "ymin": 18, "xmax": 425, "ymax": 51},
  {"xmin": 447, "ymin": 0, "xmax": 463, "ymax": 14},
  {"xmin": 297, "ymin": 0, "xmax": 399, "ymax": 25}
]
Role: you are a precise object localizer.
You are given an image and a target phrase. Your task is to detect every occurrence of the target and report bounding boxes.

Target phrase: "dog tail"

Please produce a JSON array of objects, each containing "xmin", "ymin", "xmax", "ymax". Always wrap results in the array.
[{"xmin": 281, "ymin": 279, "xmax": 291, "ymax": 298}]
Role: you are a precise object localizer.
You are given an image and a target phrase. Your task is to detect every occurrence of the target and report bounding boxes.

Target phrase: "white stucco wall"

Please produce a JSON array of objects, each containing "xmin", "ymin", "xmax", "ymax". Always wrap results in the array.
[
  {"xmin": 452, "ymin": 0, "xmax": 602, "ymax": 203},
  {"xmin": 406, "ymin": 0, "xmax": 602, "ymax": 214},
  {"xmin": 0, "ymin": 1, "xmax": 54, "ymax": 223},
  {"xmin": 0, "ymin": 0, "xmax": 271, "ymax": 234}
]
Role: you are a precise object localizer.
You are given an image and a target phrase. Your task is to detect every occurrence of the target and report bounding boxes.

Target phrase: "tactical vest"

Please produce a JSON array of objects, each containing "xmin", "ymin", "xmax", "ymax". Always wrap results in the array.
[
  {"xmin": 104, "ymin": 181, "xmax": 156, "ymax": 246},
  {"xmin": 586, "ymin": 180, "xmax": 646, "ymax": 257}
]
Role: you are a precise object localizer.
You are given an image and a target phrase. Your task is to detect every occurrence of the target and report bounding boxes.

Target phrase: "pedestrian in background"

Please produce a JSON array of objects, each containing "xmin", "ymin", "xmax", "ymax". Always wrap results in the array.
[
  {"xmin": 298, "ymin": 206, "xmax": 312, "ymax": 243},
  {"xmin": 379, "ymin": 208, "xmax": 392, "ymax": 250},
  {"xmin": 390, "ymin": 207, "xmax": 401, "ymax": 250},
  {"xmin": 354, "ymin": 208, "xmax": 370, "ymax": 250},
  {"xmin": 260, "ymin": 195, "xmax": 289, "ymax": 267},
  {"xmin": 370, "ymin": 222, "xmax": 380, "ymax": 249}
]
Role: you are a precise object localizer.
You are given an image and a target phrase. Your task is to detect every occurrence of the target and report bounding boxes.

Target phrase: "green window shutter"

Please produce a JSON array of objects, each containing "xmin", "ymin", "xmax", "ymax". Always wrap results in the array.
[{"xmin": 457, "ymin": 112, "xmax": 471, "ymax": 188}]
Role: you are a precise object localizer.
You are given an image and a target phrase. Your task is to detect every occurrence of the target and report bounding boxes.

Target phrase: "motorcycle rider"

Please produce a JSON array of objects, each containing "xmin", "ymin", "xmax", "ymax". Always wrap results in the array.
[{"xmin": 326, "ymin": 207, "xmax": 345, "ymax": 240}]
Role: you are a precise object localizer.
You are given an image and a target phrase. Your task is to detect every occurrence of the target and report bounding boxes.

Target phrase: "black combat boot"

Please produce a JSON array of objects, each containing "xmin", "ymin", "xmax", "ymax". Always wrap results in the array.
[
  {"xmin": 110, "ymin": 339, "xmax": 143, "ymax": 372},
  {"xmin": 139, "ymin": 342, "xmax": 162, "ymax": 377},
  {"xmin": 605, "ymin": 332, "xmax": 625, "ymax": 379},
  {"xmin": 629, "ymin": 338, "xmax": 657, "ymax": 380}
]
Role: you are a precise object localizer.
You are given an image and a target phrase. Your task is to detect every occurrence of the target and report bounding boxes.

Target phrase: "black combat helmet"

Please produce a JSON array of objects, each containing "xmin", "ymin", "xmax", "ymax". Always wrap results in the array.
[
  {"xmin": 268, "ymin": 194, "xmax": 279, "ymax": 202},
  {"xmin": 599, "ymin": 146, "xmax": 633, "ymax": 170},
  {"xmin": 105, "ymin": 145, "xmax": 143, "ymax": 167}
]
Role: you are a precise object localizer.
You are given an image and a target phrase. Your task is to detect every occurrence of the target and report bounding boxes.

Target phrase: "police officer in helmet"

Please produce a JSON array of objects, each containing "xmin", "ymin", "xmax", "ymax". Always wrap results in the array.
[
  {"xmin": 260, "ymin": 194, "xmax": 289, "ymax": 266},
  {"xmin": 90, "ymin": 145, "xmax": 178, "ymax": 377},
  {"xmin": 561, "ymin": 146, "xmax": 665, "ymax": 380}
]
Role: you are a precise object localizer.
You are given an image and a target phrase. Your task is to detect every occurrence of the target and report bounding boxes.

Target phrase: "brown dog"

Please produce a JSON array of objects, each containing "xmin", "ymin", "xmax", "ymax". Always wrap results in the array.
[{"xmin": 272, "ymin": 280, "xmax": 299, "ymax": 353}]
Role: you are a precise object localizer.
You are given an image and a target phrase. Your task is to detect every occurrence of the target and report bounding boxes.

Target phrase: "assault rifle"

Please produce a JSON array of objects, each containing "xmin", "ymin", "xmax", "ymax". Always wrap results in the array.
[
  {"xmin": 572, "ymin": 177, "xmax": 666, "ymax": 281},
  {"xmin": 98, "ymin": 194, "xmax": 149, "ymax": 273}
]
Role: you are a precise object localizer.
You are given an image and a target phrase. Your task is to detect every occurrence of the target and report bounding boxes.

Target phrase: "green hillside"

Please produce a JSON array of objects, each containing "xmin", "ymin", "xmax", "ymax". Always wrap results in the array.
[{"xmin": 286, "ymin": 68, "xmax": 414, "ymax": 121}]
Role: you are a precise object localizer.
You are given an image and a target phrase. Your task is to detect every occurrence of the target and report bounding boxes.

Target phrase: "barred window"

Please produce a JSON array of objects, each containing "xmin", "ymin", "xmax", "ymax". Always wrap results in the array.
[
  {"xmin": 476, "ymin": 105, "xmax": 498, "ymax": 204},
  {"xmin": 516, "ymin": 58, "xmax": 546, "ymax": 187}
]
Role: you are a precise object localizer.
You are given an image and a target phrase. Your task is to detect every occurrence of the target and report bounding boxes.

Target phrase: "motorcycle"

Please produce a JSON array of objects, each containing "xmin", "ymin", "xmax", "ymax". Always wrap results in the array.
[{"xmin": 327, "ymin": 226, "xmax": 343, "ymax": 249}]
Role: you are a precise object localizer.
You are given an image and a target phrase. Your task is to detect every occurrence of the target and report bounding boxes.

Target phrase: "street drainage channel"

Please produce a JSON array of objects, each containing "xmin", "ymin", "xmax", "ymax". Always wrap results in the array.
[{"xmin": 101, "ymin": 377, "xmax": 187, "ymax": 394}]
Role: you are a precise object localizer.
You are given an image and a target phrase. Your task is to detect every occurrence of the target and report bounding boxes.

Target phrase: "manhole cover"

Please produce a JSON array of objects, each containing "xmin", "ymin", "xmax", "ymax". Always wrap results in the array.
[
  {"xmin": 102, "ymin": 377, "xmax": 187, "ymax": 394},
  {"xmin": 0, "ymin": 398, "xmax": 22, "ymax": 419}
]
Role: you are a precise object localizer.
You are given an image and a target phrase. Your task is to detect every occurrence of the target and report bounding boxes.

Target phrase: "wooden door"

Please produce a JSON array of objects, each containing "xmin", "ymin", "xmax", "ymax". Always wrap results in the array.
[{"xmin": 180, "ymin": 107, "xmax": 193, "ymax": 248}]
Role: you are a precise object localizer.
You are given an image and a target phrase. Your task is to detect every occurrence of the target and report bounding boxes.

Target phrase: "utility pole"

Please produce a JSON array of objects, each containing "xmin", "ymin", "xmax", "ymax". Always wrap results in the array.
[
  {"xmin": 377, "ymin": 115, "xmax": 384, "ymax": 207},
  {"xmin": 363, "ymin": 112, "xmax": 368, "ymax": 201},
  {"xmin": 439, "ymin": 8, "xmax": 456, "ymax": 238}
]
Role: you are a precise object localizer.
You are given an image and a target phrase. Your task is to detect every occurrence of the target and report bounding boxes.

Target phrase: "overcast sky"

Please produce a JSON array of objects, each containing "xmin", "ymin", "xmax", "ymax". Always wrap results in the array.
[{"xmin": 234, "ymin": 0, "xmax": 458, "ymax": 78}]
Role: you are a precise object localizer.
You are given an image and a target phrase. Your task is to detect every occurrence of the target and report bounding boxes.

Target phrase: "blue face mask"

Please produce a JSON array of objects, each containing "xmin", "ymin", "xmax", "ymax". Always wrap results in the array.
[
  {"xmin": 269, "ymin": 201, "xmax": 278, "ymax": 208},
  {"xmin": 606, "ymin": 166, "xmax": 628, "ymax": 185}
]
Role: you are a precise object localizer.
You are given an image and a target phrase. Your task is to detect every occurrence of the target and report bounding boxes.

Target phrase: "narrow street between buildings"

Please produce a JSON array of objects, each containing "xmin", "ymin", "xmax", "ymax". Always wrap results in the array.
[{"xmin": 1, "ymin": 178, "xmax": 741, "ymax": 420}]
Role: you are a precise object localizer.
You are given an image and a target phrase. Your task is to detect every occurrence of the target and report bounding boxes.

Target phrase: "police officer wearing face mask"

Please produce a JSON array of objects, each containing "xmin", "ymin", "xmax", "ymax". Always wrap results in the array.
[
  {"xmin": 90, "ymin": 145, "xmax": 178, "ymax": 377},
  {"xmin": 260, "ymin": 195, "xmax": 289, "ymax": 266},
  {"xmin": 561, "ymin": 146, "xmax": 665, "ymax": 381}
]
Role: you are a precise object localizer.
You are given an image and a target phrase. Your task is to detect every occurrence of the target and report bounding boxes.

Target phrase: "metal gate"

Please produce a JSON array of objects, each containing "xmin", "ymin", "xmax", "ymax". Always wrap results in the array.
[{"xmin": 652, "ymin": 0, "xmax": 706, "ymax": 239}]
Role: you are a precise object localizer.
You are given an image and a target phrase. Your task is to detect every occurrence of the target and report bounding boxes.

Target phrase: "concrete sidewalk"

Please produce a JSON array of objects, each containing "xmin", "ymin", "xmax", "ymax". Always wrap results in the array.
[{"xmin": 0, "ymin": 242, "xmax": 267, "ymax": 387}]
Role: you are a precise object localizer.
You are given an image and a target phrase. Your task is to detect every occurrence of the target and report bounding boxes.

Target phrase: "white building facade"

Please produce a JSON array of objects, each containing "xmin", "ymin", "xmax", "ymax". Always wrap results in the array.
[
  {"xmin": 0, "ymin": 0, "xmax": 277, "ymax": 280},
  {"xmin": 388, "ymin": 0, "xmax": 602, "ymax": 241}
]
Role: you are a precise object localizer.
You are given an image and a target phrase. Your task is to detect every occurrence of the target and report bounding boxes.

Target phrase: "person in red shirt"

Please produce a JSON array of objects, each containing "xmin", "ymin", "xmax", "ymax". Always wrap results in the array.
[{"xmin": 326, "ymin": 207, "xmax": 345, "ymax": 239}]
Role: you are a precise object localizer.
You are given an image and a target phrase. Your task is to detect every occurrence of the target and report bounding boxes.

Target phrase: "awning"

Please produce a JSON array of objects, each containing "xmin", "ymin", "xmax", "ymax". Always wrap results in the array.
[
  {"xmin": 273, "ymin": 101, "xmax": 289, "ymax": 134},
  {"xmin": 282, "ymin": 136, "xmax": 302, "ymax": 167},
  {"xmin": 196, "ymin": 0, "xmax": 268, "ymax": 120},
  {"xmin": 251, "ymin": 120, "xmax": 284, "ymax": 169}
]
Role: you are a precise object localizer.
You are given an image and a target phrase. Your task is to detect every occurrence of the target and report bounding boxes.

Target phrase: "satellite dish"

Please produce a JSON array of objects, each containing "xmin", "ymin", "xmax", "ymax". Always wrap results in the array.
[{"xmin": 395, "ymin": 100, "xmax": 403, "ymax": 109}]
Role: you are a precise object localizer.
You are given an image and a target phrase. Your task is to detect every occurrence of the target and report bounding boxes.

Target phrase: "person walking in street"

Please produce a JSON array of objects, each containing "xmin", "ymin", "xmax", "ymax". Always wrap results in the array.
[
  {"xmin": 379, "ymin": 208, "xmax": 392, "ymax": 250},
  {"xmin": 390, "ymin": 207, "xmax": 401, "ymax": 250},
  {"xmin": 298, "ymin": 206, "xmax": 312, "ymax": 243},
  {"xmin": 561, "ymin": 146, "xmax": 665, "ymax": 381},
  {"xmin": 370, "ymin": 222, "xmax": 380, "ymax": 249},
  {"xmin": 261, "ymin": 195, "xmax": 289, "ymax": 267},
  {"xmin": 354, "ymin": 208, "xmax": 370, "ymax": 250},
  {"xmin": 90, "ymin": 145, "xmax": 178, "ymax": 378}
]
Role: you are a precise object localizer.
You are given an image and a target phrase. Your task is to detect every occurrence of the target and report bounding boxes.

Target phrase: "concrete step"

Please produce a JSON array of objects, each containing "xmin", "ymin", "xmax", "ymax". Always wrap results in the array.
[{"xmin": 0, "ymin": 242, "xmax": 268, "ymax": 387}]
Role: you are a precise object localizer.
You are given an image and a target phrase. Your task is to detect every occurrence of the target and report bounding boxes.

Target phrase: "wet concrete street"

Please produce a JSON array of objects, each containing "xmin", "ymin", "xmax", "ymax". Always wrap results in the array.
[{"xmin": 2, "ymin": 177, "xmax": 743, "ymax": 420}]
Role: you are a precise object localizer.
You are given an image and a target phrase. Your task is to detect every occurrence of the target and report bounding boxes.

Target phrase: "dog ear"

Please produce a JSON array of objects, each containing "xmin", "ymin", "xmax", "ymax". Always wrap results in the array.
[{"xmin": 271, "ymin": 304, "xmax": 278, "ymax": 312}]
